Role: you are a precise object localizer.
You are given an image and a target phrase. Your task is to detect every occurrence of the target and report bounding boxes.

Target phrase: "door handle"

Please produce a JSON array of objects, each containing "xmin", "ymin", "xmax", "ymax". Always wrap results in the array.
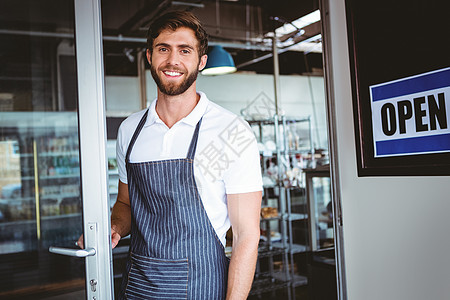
[{"xmin": 49, "ymin": 246, "xmax": 96, "ymax": 257}]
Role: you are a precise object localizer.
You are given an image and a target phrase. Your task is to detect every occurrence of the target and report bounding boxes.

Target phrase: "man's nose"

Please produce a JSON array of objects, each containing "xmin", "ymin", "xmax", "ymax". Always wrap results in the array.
[{"xmin": 166, "ymin": 51, "xmax": 181, "ymax": 65}]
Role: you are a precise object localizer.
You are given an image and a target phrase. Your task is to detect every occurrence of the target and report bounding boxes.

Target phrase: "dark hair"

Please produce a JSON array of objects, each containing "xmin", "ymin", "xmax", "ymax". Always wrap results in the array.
[{"xmin": 146, "ymin": 11, "xmax": 208, "ymax": 57}]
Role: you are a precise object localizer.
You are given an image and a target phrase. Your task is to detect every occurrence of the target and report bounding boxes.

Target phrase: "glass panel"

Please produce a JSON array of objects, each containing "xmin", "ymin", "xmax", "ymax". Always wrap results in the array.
[
  {"xmin": 312, "ymin": 177, "xmax": 333, "ymax": 249},
  {"xmin": 0, "ymin": 0, "xmax": 85, "ymax": 298}
]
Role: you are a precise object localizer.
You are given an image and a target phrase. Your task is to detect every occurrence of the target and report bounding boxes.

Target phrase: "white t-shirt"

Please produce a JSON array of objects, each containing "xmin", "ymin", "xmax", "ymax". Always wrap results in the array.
[{"xmin": 116, "ymin": 91, "xmax": 263, "ymax": 246}]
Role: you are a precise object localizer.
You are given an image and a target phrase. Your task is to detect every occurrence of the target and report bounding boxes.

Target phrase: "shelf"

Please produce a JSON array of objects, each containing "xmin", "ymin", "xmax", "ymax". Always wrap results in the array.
[
  {"xmin": 41, "ymin": 212, "xmax": 81, "ymax": 220},
  {"xmin": 248, "ymin": 117, "xmax": 311, "ymax": 125},
  {"xmin": 0, "ymin": 153, "xmax": 33, "ymax": 158},
  {"xmin": 273, "ymin": 242, "xmax": 308, "ymax": 254},
  {"xmin": 260, "ymin": 150, "xmax": 312, "ymax": 156},
  {"xmin": 108, "ymin": 170, "xmax": 119, "ymax": 175},
  {"xmin": 257, "ymin": 246, "xmax": 285, "ymax": 258},
  {"xmin": 260, "ymin": 213, "xmax": 308, "ymax": 222},
  {"xmin": 272, "ymin": 272, "xmax": 308, "ymax": 287},
  {"xmin": 289, "ymin": 213, "xmax": 308, "ymax": 221},
  {"xmin": 0, "ymin": 176, "xmax": 34, "ymax": 181},
  {"xmin": 41, "ymin": 192, "xmax": 80, "ymax": 199},
  {"xmin": 40, "ymin": 174, "xmax": 79, "ymax": 180},
  {"xmin": 260, "ymin": 216, "xmax": 280, "ymax": 221},
  {"xmin": 0, "ymin": 197, "xmax": 34, "ymax": 203},
  {"xmin": 249, "ymin": 277, "xmax": 289, "ymax": 296},
  {"xmin": 39, "ymin": 151, "xmax": 79, "ymax": 157},
  {"xmin": 0, "ymin": 212, "xmax": 81, "ymax": 228}
]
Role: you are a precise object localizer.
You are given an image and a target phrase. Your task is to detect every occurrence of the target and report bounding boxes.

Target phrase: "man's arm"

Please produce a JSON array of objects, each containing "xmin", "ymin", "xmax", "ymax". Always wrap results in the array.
[
  {"xmin": 226, "ymin": 191, "xmax": 262, "ymax": 300},
  {"xmin": 110, "ymin": 180, "xmax": 131, "ymax": 248}
]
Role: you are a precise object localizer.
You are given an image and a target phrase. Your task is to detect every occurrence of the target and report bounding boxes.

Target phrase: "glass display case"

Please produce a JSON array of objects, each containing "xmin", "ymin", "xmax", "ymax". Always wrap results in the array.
[
  {"xmin": 0, "ymin": 112, "xmax": 84, "ymax": 295},
  {"xmin": 0, "ymin": 112, "xmax": 82, "ymax": 254},
  {"xmin": 304, "ymin": 165, "xmax": 334, "ymax": 251},
  {"xmin": 304, "ymin": 165, "xmax": 337, "ymax": 300}
]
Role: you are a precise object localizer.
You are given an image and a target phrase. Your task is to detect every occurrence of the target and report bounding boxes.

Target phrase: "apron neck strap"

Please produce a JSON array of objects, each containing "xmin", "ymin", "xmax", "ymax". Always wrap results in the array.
[
  {"xmin": 186, "ymin": 117, "xmax": 203, "ymax": 160},
  {"xmin": 125, "ymin": 109, "xmax": 149, "ymax": 165}
]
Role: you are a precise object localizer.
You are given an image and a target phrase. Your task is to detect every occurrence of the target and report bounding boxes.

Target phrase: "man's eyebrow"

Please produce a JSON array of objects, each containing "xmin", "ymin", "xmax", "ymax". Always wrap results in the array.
[
  {"xmin": 154, "ymin": 43, "xmax": 171, "ymax": 48},
  {"xmin": 178, "ymin": 44, "xmax": 195, "ymax": 50},
  {"xmin": 154, "ymin": 43, "xmax": 195, "ymax": 50}
]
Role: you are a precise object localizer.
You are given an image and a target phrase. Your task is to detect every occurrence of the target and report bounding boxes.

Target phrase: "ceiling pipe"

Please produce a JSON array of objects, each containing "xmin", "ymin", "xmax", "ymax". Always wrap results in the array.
[
  {"xmin": 236, "ymin": 34, "xmax": 322, "ymax": 69},
  {"xmin": 0, "ymin": 28, "xmax": 273, "ymax": 50}
]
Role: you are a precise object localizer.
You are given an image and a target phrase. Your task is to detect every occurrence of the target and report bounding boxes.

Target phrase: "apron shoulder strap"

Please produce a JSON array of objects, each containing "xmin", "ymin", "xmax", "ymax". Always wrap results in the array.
[
  {"xmin": 186, "ymin": 117, "xmax": 203, "ymax": 160},
  {"xmin": 125, "ymin": 109, "xmax": 149, "ymax": 165}
]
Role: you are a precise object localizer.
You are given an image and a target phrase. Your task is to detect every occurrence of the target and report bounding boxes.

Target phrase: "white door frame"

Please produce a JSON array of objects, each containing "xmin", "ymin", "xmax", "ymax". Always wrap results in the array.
[
  {"xmin": 75, "ymin": 0, "xmax": 114, "ymax": 298},
  {"xmin": 319, "ymin": 0, "xmax": 348, "ymax": 299}
]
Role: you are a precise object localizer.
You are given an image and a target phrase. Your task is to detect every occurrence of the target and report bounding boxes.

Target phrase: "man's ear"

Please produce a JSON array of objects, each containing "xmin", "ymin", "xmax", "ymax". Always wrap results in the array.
[
  {"xmin": 198, "ymin": 54, "xmax": 208, "ymax": 71},
  {"xmin": 146, "ymin": 49, "xmax": 152, "ymax": 65}
]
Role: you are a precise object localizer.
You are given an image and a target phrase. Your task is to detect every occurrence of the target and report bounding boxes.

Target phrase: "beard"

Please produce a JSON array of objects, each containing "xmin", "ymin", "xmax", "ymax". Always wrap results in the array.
[{"xmin": 150, "ymin": 63, "xmax": 199, "ymax": 96}]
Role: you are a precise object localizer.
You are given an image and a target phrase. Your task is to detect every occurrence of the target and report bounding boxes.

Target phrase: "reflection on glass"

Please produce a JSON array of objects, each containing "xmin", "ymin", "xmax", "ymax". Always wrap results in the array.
[
  {"xmin": 312, "ymin": 177, "xmax": 333, "ymax": 249},
  {"xmin": 0, "ymin": 0, "xmax": 85, "ymax": 297}
]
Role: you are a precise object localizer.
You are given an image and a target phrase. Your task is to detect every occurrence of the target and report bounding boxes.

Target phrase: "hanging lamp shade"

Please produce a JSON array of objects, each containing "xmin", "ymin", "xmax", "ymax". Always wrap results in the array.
[{"xmin": 201, "ymin": 45, "xmax": 237, "ymax": 75}]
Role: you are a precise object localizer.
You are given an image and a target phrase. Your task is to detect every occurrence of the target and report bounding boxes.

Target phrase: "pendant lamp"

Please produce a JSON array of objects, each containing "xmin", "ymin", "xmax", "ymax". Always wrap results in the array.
[{"xmin": 201, "ymin": 45, "xmax": 237, "ymax": 75}]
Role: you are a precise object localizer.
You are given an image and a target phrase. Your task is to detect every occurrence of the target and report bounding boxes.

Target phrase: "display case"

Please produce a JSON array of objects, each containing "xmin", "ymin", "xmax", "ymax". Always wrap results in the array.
[
  {"xmin": 304, "ymin": 166, "xmax": 337, "ymax": 300},
  {"xmin": 0, "ymin": 112, "xmax": 85, "ymax": 295},
  {"xmin": 0, "ymin": 112, "xmax": 82, "ymax": 254},
  {"xmin": 304, "ymin": 166, "xmax": 333, "ymax": 251}
]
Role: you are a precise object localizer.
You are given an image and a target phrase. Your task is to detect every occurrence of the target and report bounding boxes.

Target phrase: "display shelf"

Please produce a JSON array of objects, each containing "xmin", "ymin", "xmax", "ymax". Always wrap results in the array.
[
  {"xmin": 40, "ymin": 174, "xmax": 79, "ymax": 180},
  {"xmin": 272, "ymin": 272, "xmax": 308, "ymax": 287},
  {"xmin": 41, "ymin": 192, "xmax": 79, "ymax": 199},
  {"xmin": 272, "ymin": 242, "xmax": 308, "ymax": 254},
  {"xmin": 248, "ymin": 114, "xmax": 314, "ymax": 300},
  {"xmin": 260, "ymin": 216, "xmax": 280, "ymax": 221},
  {"xmin": 0, "ymin": 153, "xmax": 33, "ymax": 158},
  {"xmin": 108, "ymin": 170, "xmax": 119, "ymax": 175},
  {"xmin": 288, "ymin": 213, "xmax": 308, "ymax": 221},
  {"xmin": 0, "ymin": 176, "xmax": 34, "ymax": 181},
  {"xmin": 247, "ymin": 117, "xmax": 311, "ymax": 126},
  {"xmin": 39, "ymin": 151, "xmax": 79, "ymax": 157},
  {"xmin": 257, "ymin": 246, "xmax": 285, "ymax": 258},
  {"xmin": 249, "ymin": 277, "xmax": 289, "ymax": 296}
]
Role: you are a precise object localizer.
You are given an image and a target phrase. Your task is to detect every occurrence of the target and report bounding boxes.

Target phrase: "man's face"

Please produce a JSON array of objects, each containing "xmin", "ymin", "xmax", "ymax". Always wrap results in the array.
[{"xmin": 148, "ymin": 27, "xmax": 207, "ymax": 96}]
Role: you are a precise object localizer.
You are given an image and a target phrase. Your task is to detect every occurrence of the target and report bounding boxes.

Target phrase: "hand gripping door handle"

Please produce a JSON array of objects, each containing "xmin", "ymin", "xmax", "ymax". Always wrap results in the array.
[{"xmin": 49, "ymin": 246, "xmax": 96, "ymax": 257}]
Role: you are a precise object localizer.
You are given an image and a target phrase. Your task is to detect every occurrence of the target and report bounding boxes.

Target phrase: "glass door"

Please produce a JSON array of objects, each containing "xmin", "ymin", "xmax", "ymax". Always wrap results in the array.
[{"xmin": 0, "ymin": 0, "xmax": 112, "ymax": 299}]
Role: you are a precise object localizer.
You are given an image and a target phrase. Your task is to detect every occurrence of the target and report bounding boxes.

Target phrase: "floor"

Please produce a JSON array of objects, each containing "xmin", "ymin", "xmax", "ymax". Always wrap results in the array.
[{"xmin": 44, "ymin": 290, "xmax": 86, "ymax": 300}]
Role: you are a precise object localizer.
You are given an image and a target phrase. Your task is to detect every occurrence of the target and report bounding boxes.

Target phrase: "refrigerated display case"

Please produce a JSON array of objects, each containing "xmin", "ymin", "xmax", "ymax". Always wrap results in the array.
[
  {"xmin": 0, "ymin": 112, "xmax": 84, "ymax": 294},
  {"xmin": 0, "ymin": 112, "xmax": 82, "ymax": 252}
]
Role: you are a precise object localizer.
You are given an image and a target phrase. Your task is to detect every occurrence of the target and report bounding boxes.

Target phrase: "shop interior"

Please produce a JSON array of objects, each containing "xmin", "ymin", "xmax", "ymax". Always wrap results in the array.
[{"xmin": 0, "ymin": 0, "xmax": 337, "ymax": 299}]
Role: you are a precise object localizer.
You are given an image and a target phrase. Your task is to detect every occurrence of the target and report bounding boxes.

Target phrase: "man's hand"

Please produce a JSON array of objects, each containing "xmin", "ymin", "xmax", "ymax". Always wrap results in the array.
[
  {"xmin": 111, "ymin": 227, "xmax": 122, "ymax": 249},
  {"xmin": 76, "ymin": 234, "xmax": 84, "ymax": 249},
  {"xmin": 77, "ymin": 181, "xmax": 130, "ymax": 250},
  {"xmin": 76, "ymin": 228, "xmax": 122, "ymax": 249}
]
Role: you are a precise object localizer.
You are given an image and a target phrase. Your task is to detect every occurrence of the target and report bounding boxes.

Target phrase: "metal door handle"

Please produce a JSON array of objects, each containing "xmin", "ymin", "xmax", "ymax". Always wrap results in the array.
[{"xmin": 49, "ymin": 246, "xmax": 96, "ymax": 257}]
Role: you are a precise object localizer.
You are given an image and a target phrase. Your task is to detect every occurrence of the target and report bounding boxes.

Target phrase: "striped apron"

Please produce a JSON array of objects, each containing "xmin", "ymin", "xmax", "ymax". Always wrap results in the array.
[{"xmin": 119, "ymin": 110, "xmax": 229, "ymax": 299}]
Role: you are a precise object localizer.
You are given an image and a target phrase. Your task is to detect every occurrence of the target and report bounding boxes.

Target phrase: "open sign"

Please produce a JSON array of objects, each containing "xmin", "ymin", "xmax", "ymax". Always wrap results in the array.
[{"xmin": 370, "ymin": 67, "xmax": 450, "ymax": 157}]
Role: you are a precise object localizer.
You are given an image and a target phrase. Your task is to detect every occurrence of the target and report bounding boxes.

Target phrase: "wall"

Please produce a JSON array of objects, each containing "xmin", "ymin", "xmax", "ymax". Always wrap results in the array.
[
  {"xmin": 106, "ymin": 72, "xmax": 328, "ymax": 149},
  {"xmin": 327, "ymin": 1, "xmax": 450, "ymax": 299}
]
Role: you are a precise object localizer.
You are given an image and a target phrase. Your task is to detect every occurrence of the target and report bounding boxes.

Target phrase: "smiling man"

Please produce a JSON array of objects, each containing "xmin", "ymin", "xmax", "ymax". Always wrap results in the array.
[{"xmin": 112, "ymin": 11, "xmax": 262, "ymax": 300}]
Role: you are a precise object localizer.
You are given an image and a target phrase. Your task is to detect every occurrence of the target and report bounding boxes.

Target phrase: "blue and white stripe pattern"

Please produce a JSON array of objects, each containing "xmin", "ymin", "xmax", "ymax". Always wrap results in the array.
[{"xmin": 118, "ymin": 110, "xmax": 229, "ymax": 299}]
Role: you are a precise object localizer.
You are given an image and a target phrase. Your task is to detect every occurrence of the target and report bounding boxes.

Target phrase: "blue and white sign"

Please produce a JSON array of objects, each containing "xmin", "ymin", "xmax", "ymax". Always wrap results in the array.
[{"xmin": 370, "ymin": 67, "xmax": 450, "ymax": 157}]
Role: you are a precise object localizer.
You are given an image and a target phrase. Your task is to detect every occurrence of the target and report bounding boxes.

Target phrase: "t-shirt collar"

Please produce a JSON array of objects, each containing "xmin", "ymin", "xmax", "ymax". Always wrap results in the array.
[{"xmin": 145, "ymin": 91, "xmax": 209, "ymax": 128}]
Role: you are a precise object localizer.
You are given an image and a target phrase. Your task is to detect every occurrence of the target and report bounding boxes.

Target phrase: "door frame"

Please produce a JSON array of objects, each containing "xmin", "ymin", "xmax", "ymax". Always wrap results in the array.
[
  {"xmin": 74, "ymin": 0, "xmax": 114, "ymax": 298},
  {"xmin": 319, "ymin": 0, "xmax": 348, "ymax": 299}
]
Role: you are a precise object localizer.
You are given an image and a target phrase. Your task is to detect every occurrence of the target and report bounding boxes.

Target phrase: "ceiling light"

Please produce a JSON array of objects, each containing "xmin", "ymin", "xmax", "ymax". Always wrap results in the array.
[
  {"xmin": 201, "ymin": 45, "xmax": 237, "ymax": 76},
  {"xmin": 275, "ymin": 9, "xmax": 321, "ymax": 36}
]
